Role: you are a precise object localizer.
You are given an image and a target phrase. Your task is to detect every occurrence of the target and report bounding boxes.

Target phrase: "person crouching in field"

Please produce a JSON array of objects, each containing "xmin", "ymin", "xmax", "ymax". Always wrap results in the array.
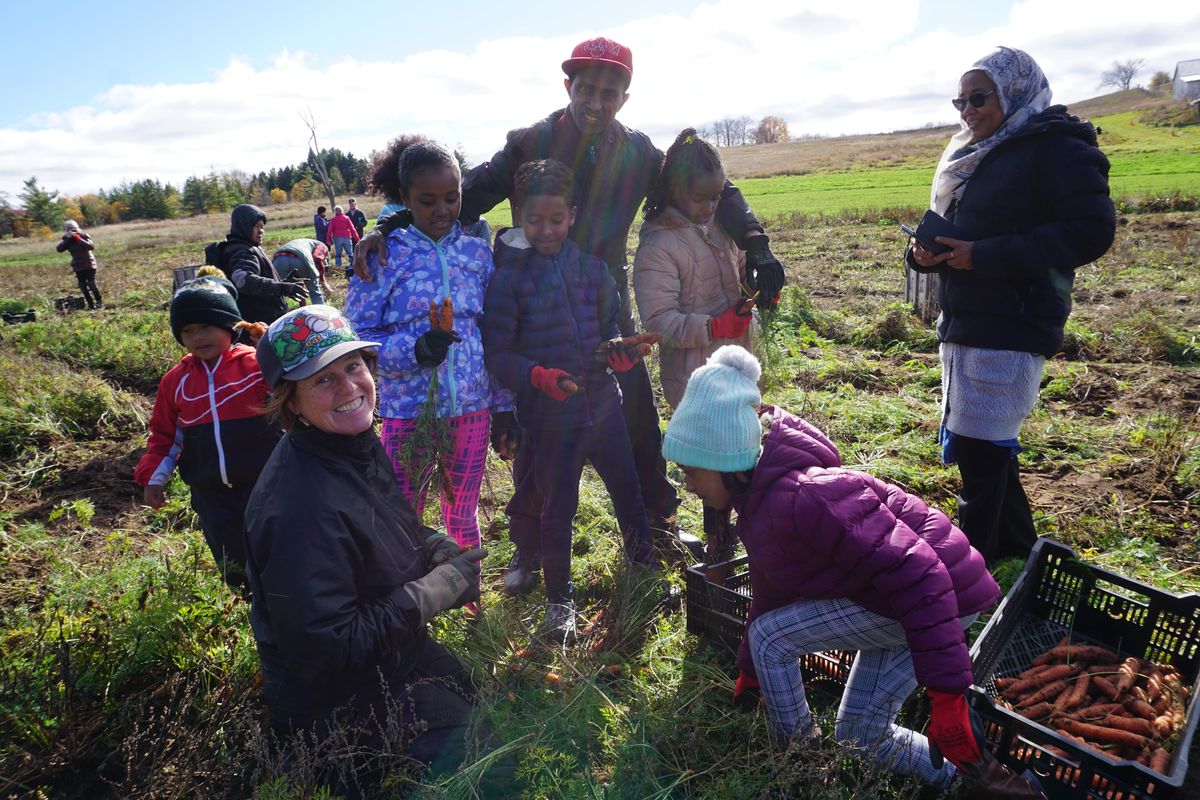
[
  {"xmin": 662, "ymin": 346, "xmax": 1000, "ymax": 789},
  {"xmin": 134, "ymin": 276, "xmax": 281, "ymax": 592},
  {"xmin": 56, "ymin": 220, "xmax": 103, "ymax": 309},
  {"xmin": 634, "ymin": 128, "xmax": 759, "ymax": 563},
  {"xmin": 481, "ymin": 159, "xmax": 659, "ymax": 642}
]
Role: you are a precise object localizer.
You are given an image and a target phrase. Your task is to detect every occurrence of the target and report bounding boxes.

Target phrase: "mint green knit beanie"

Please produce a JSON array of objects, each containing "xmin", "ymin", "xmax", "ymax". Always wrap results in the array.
[{"xmin": 663, "ymin": 345, "xmax": 762, "ymax": 471}]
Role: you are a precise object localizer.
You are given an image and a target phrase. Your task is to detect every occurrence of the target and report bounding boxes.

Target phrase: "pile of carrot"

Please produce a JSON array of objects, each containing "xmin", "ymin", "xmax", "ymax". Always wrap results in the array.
[{"xmin": 993, "ymin": 638, "xmax": 1190, "ymax": 774}]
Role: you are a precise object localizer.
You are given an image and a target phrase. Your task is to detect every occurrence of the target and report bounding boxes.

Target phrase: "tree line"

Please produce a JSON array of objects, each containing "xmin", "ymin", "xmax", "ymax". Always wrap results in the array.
[{"xmin": 1, "ymin": 148, "xmax": 373, "ymax": 236}]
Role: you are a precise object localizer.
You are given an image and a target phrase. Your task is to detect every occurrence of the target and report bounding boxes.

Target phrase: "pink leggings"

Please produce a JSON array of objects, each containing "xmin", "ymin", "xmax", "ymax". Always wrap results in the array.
[{"xmin": 380, "ymin": 410, "xmax": 489, "ymax": 550}]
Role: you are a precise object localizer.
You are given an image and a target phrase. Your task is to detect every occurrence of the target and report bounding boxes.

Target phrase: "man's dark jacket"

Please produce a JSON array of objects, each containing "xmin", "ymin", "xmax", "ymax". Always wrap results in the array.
[
  {"xmin": 223, "ymin": 203, "xmax": 287, "ymax": 324},
  {"xmin": 919, "ymin": 107, "xmax": 1115, "ymax": 357},
  {"xmin": 461, "ymin": 109, "xmax": 764, "ymax": 299},
  {"xmin": 245, "ymin": 425, "xmax": 435, "ymax": 729},
  {"xmin": 482, "ymin": 231, "xmax": 622, "ymax": 431},
  {"xmin": 347, "ymin": 206, "xmax": 367, "ymax": 238}
]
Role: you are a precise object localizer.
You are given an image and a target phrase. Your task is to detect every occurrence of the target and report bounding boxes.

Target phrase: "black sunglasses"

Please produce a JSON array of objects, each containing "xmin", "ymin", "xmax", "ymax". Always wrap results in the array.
[{"xmin": 952, "ymin": 89, "xmax": 996, "ymax": 112}]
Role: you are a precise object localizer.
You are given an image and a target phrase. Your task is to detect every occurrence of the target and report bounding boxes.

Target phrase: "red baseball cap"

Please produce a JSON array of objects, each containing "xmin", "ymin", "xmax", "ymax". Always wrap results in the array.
[{"xmin": 562, "ymin": 37, "xmax": 633, "ymax": 82}]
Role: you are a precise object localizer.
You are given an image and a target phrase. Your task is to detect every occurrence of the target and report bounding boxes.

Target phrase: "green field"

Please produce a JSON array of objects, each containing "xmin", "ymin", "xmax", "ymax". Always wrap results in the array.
[{"xmin": 728, "ymin": 111, "xmax": 1200, "ymax": 220}]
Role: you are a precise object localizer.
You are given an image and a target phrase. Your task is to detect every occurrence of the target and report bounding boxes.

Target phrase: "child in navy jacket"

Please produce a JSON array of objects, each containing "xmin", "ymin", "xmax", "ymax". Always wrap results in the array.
[{"xmin": 482, "ymin": 159, "xmax": 658, "ymax": 641}]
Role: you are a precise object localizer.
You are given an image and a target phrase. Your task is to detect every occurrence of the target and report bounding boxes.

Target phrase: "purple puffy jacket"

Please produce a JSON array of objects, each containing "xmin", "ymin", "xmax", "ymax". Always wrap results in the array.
[{"xmin": 733, "ymin": 407, "xmax": 999, "ymax": 693}]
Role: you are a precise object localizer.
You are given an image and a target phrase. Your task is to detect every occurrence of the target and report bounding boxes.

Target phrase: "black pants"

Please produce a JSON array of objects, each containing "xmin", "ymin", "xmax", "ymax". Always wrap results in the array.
[
  {"xmin": 188, "ymin": 482, "xmax": 253, "ymax": 591},
  {"xmin": 954, "ymin": 435, "xmax": 1038, "ymax": 564},
  {"xmin": 74, "ymin": 268, "xmax": 102, "ymax": 308},
  {"xmin": 521, "ymin": 412, "xmax": 653, "ymax": 600}
]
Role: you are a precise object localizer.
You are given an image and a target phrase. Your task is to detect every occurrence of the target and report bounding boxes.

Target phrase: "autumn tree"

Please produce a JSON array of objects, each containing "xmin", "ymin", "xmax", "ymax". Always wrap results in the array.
[
  {"xmin": 754, "ymin": 116, "xmax": 790, "ymax": 144},
  {"xmin": 1147, "ymin": 70, "xmax": 1172, "ymax": 96},
  {"xmin": 1100, "ymin": 58, "xmax": 1145, "ymax": 91}
]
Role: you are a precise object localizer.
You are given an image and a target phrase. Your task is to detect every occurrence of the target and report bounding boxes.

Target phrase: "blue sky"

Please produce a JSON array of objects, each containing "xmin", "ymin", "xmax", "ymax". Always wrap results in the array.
[{"xmin": 2, "ymin": 0, "xmax": 1196, "ymax": 199}]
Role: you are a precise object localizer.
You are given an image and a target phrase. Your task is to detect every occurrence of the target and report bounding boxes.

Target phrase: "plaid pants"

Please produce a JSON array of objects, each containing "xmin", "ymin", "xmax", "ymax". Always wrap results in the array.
[{"xmin": 749, "ymin": 597, "xmax": 976, "ymax": 787}]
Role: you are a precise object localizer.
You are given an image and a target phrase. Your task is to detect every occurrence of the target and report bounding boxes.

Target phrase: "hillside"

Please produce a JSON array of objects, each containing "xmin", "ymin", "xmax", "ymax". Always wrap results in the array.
[{"xmin": 720, "ymin": 88, "xmax": 1185, "ymax": 180}]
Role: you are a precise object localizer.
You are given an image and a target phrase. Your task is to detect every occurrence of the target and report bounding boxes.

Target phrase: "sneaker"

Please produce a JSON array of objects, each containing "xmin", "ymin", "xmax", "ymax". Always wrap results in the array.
[
  {"xmin": 503, "ymin": 549, "xmax": 540, "ymax": 596},
  {"xmin": 544, "ymin": 599, "xmax": 577, "ymax": 645}
]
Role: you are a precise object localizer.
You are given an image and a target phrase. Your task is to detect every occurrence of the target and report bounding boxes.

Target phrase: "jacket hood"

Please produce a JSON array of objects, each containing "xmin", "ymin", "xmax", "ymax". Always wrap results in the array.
[
  {"xmin": 493, "ymin": 227, "xmax": 579, "ymax": 268},
  {"xmin": 229, "ymin": 204, "xmax": 267, "ymax": 241},
  {"xmin": 638, "ymin": 206, "xmax": 694, "ymax": 239},
  {"xmin": 744, "ymin": 407, "xmax": 842, "ymax": 503},
  {"xmin": 1014, "ymin": 105, "xmax": 1098, "ymax": 147}
]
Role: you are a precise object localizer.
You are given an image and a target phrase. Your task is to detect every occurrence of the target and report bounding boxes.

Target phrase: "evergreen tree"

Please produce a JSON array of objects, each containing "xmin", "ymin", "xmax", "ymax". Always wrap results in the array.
[{"xmin": 19, "ymin": 177, "xmax": 67, "ymax": 228}]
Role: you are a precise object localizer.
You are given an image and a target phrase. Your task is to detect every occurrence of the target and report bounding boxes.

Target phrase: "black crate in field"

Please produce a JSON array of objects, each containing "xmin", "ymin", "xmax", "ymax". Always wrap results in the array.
[
  {"xmin": 684, "ymin": 556, "xmax": 855, "ymax": 691},
  {"xmin": 969, "ymin": 538, "xmax": 1200, "ymax": 800}
]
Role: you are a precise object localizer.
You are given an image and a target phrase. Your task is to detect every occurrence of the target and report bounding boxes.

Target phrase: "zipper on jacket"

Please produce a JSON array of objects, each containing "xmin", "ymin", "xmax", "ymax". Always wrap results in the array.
[
  {"xmin": 413, "ymin": 227, "xmax": 461, "ymax": 418},
  {"xmin": 204, "ymin": 354, "xmax": 232, "ymax": 488},
  {"xmin": 552, "ymin": 252, "xmax": 592, "ymax": 425}
]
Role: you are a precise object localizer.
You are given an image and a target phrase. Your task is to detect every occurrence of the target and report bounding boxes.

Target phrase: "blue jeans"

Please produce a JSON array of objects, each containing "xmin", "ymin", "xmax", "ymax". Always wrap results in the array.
[
  {"xmin": 272, "ymin": 253, "xmax": 324, "ymax": 305},
  {"xmin": 332, "ymin": 237, "xmax": 354, "ymax": 269},
  {"xmin": 525, "ymin": 410, "xmax": 653, "ymax": 601}
]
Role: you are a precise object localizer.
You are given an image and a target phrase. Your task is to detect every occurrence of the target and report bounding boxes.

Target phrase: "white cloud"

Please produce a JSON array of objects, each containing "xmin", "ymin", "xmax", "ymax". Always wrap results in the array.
[{"xmin": 1, "ymin": 0, "xmax": 1197, "ymax": 198}]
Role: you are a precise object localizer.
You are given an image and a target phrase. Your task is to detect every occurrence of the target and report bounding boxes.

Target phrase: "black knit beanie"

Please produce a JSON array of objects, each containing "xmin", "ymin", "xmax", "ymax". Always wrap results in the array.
[{"xmin": 170, "ymin": 276, "xmax": 242, "ymax": 343}]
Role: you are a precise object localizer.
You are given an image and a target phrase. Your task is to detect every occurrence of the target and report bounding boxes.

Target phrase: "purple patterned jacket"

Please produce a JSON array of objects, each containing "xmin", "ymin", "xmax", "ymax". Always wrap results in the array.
[{"xmin": 733, "ymin": 407, "xmax": 999, "ymax": 693}]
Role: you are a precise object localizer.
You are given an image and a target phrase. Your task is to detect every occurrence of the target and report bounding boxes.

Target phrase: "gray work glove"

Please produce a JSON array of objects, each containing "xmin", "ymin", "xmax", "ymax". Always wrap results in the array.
[
  {"xmin": 402, "ymin": 547, "xmax": 487, "ymax": 625},
  {"xmin": 420, "ymin": 526, "xmax": 465, "ymax": 569}
]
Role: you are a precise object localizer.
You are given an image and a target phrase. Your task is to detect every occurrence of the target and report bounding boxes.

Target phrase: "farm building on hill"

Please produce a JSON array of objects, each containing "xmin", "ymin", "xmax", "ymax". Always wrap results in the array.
[{"xmin": 1173, "ymin": 58, "xmax": 1200, "ymax": 101}]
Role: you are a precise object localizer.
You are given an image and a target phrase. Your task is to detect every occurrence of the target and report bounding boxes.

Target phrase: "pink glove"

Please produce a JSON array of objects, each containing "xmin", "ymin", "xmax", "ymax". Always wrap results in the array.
[
  {"xmin": 707, "ymin": 301, "xmax": 754, "ymax": 340},
  {"xmin": 927, "ymin": 690, "xmax": 983, "ymax": 771},
  {"xmin": 530, "ymin": 366, "xmax": 578, "ymax": 401}
]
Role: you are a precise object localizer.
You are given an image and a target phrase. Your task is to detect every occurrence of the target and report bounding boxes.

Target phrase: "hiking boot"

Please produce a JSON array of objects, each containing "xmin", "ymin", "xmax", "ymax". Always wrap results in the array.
[
  {"xmin": 651, "ymin": 520, "xmax": 705, "ymax": 563},
  {"xmin": 503, "ymin": 549, "xmax": 540, "ymax": 596},
  {"xmin": 544, "ymin": 599, "xmax": 577, "ymax": 645}
]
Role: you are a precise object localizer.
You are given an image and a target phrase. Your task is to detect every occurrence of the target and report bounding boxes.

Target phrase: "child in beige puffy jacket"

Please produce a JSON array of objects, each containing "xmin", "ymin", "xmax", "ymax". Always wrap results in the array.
[
  {"xmin": 633, "ymin": 129, "xmax": 757, "ymax": 411},
  {"xmin": 633, "ymin": 129, "xmax": 758, "ymax": 561}
]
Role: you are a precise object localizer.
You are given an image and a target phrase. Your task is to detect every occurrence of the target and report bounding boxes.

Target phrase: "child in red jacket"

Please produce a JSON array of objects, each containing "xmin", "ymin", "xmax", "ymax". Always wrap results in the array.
[{"xmin": 135, "ymin": 276, "xmax": 281, "ymax": 590}]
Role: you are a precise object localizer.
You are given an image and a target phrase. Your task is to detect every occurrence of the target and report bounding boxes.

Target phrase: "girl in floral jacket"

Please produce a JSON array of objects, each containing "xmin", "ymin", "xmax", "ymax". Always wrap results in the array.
[
  {"xmin": 663, "ymin": 346, "xmax": 1000, "ymax": 789},
  {"xmin": 344, "ymin": 139, "xmax": 511, "ymax": 561}
]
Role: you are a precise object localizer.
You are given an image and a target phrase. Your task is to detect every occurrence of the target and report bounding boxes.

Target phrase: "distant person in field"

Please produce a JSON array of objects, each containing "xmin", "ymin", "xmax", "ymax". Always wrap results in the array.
[
  {"xmin": 481, "ymin": 159, "xmax": 658, "ymax": 640},
  {"xmin": 312, "ymin": 205, "xmax": 329, "ymax": 242},
  {"xmin": 272, "ymin": 238, "xmax": 333, "ymax": 305},
  {"xmin": 343, "ymin": 139, "xmax": 513, "ymax": 610},
  {"xmin": 634, "ymin": 129, "xmax": 761, "ymax": 562},
  {"xmin": 56, "ymin": 220, "xmax": 102, "ymax": 310},
  {"xmin": 220, "ymin": 204, "xmax": 308, "ymax": 324},
  {"xmin": 135, "ymin": 275, "xmax": 281, "ymax": 592},
  {"xmin": 663, "ymin": 345, "xmax": 1001, "ymax": 789},
  {"xmin": 906, "ymin": 46, "xmax": 1115, "ymax": 564},
  {"xmin": 244, "ymin": 306, "xmax": 510, "ymax": 790},
  {"xmin": 346, "ymin": 197, "xmax": 368, "ymax": 239},
  {"xmin": 357, "ymin": 36, "xmax": 786, "ymax": 580},
  {"xmin": 324, "ymin": 204, "xmax": 361, "ymax": 278}
]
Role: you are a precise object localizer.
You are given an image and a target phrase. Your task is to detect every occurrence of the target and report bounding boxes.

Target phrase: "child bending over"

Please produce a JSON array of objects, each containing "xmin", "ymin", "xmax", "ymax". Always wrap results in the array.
[
  {"xmin": 663, "ymin": 346, "xmax": 1000, "ymax": 789},
  {"xmin": 135, "ymin": 276, "xmax": 281, "ymax": 591},
  {"xmin": 482, "ymin": 159, "xmax": 658, "ymax": 641}
]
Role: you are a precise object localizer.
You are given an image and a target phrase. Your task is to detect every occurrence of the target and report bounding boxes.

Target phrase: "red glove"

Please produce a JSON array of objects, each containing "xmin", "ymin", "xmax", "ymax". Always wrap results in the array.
[
  {"xmin": 530, "ymin": 365, "xmax": 578, "ymax": 401},
  {"xmin": 605, "ymin": 345, "xmax": 639, "ymax": 372},
  {"xmin": 732, "ymin": 671, "xmax": 761, "ymax": 710},
  {"xmin": 927, "ymin": 690, "xmax": 982, "ymax": 771},
  {"xmin": 707, "ymin": 301, "xmax": 754, "ymax": 340}
]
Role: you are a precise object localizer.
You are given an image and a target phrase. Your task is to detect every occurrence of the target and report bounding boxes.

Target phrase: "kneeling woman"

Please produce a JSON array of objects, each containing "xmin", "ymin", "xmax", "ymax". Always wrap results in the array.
[
  {"xmin": 663, "ymin": 346, "xmax": 1000, "ymax": 788},
  {"xmin": 245, "ymin": 305, "xmax": 488, "ymax": 777}
]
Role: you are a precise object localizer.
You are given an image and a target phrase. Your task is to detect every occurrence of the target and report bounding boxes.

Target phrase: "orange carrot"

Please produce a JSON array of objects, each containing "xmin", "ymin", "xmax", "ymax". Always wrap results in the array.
[
  {"xmin": 428, "ymin": 300, "xmax": 441, "ymax": 331},
  {"xmin": 1006, "ymin": 663, "xmax": 1080, "ymax": 699},
  {"xmin": 1057, "ymin": 718, "xmax": 1150, "ymax": 751},
  {"xmin": 1056, "ymin": 674, "xmax": 1091, "ymax": 712},
  {"xmin": 1023, "ymin": 701, "xmax": 1054, "ymax": 722},
  {"xmin": 1034, "ymin": 644, "xmax": 1121, "ymax": 666},
  {"xmin": 1150, "ymin": 747, "xmax": 1171, "ymax": 774},
  {"xmin": 1115, "ymin": 657, "xmax": 1142, "ymax": 694},
  {"xmin": 1093, "ymin": 675, "xmax": 1120, "ymax": 700},
  {"xmin": 1018, "ymin": 678, "xmax": 1070, "ymax": 708},
  {"xmin": 1100, "ymin": 714, "xmax": 1155, "ymax": 738},
  {"xmin": 1126, "ymin": 698, "xmax": 1157, "ymax": 721},
  {"xmin": 440, "ymin": 297, "xmax": 453, "ymax": 332}
]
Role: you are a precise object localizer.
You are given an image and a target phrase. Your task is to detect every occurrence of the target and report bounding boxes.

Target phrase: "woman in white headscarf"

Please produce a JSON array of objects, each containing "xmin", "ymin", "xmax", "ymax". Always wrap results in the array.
[{"xmin": 906, "ymin": 47, "xmax": 1115, "ymax": 564}]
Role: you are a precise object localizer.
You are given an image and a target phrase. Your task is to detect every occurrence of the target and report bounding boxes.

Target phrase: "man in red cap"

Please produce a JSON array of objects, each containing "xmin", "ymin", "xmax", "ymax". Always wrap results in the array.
[{"xmin": 357, "ymin": 36, "xmax": 787, "ymax": 590}]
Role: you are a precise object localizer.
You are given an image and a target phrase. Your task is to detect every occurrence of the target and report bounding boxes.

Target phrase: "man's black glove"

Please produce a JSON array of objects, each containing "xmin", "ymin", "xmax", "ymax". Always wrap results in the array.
[
  {"xmin": 489, "ymin": 410, "xmax": 520, "ymax": 460},
  {"xmin": 279, "ymin": 277, "xmax": 308, "ymax": 302},
  {"xmin": 744, "ymin": 236, "xmax": 785, "ymax": 308},
  {"xmin": 376, "ymin": 208, "xmax": 415, "ymax": 236},
  {"xmin": 414, "ymin": 329, "xmax": 462, "ymax": 367}
]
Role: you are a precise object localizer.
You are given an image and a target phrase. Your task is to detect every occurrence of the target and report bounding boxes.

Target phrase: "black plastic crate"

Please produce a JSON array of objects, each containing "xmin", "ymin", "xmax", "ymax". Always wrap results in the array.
[
  {"xmin": 685, "ymin": 555, "xmax": 855, "ymax": 691},
  {"xmin": 969, "ymin": 537, "xmax": 1200, "ymax": 800}
]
